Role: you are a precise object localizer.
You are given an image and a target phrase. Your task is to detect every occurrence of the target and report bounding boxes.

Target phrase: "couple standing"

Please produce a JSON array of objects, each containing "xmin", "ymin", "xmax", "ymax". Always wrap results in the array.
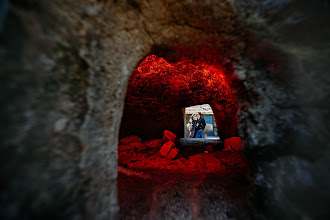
[{"xmin": 189, "ymin": 112, "xmax": 206, "ymax": 138}]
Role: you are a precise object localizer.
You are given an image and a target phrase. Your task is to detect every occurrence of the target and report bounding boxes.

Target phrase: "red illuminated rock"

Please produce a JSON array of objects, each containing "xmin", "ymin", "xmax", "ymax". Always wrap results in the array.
[
  {"xmin": 206, "ymin": 145, "xmax": 214, "ymax": 153},
  {"xmin": 163, "ymin": 130, "xmax": 176, "ymax": 143},
  {"xmin": 143, "ymin": 139, "xmax": 164, "ymax": 148},
  {"xmin": 128, "ymin": 142, "xmax": 147, "ymax": 151},
  {"xmin": 224, "ymin": 137, "xmax": 242, "ymax": 151},
  {"xmin": 118, "ymin": 145, "xmax": 135, "ymax": 152},
  {"xmin": 122, "ymin": 54, "xmax": 240, "ymax": 140},
  {"xmin": 167, "ymin": 148, "xmax": 179, "ymax": 159},
  {"xmin": 119, "ymin": 135, "xmax": 141, "ymax": 145},
  {"xmin": 160, "ymin": 141, "xmax": 175, "ymax": 157}
]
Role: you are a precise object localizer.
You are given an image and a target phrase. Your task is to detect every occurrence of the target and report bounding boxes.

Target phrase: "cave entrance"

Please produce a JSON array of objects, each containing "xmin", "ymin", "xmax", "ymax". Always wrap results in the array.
[
  {"xmin": 184, "ymin": 104, "xmax": 219, "ymax": 138},
  {"xmin": 118, "ymin": 53, "xmax": 250, "ymax": 219}
]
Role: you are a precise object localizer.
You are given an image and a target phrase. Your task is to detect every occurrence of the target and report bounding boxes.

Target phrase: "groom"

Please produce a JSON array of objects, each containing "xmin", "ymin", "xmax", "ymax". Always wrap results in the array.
[{"xmin": 195, "ymin": 112, "xmax": 206, "ymax": 138}]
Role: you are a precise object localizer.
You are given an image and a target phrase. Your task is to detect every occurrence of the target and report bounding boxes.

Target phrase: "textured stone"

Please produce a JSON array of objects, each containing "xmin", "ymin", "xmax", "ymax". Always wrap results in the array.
[
  {"xmin": 160, "ymin": 141, "xmax": 175, "ymax": 157},
  {"xmin": 163, "ymin": 130, "xmax": 176, "ymax": 143},
  {"xmin": 1, "ymin": 0, "xmax": 330, "ymax": 220},
  {"xmin": 206, "ymin": 145, "xmax": 214, "ymax": 153},
  {"xmin": 128, "ymin": 142, "xmax": 147, "ymax": 151},
  {"xmin": 143, "ymin": 139, "xmax": 163, "ymax": 148},
  {"xmin": 224, "ymin": 137, "xmax": 242, "ymax": 151},
  {"xmin": 167, "ymin": 148, "xmax": 179, "ymax": 159},
  {"xmin": 118, "ymin": 145, "xmax": 135, "ymax": 152},
  {"xmin": 54, "ymin": 118, "xmax": 69, "ymax": 132},
  {"xmin": 120, "ymin": 135, "xmax": 142, "ymax": 145}
]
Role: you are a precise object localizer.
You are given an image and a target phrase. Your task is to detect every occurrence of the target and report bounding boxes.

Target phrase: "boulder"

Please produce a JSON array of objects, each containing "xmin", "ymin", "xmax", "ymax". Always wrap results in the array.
[
  {"xmin": 160, "ymin": 141, "xmax": 175, "ymax": 157},
  {"xmin": 206, "ymin": 145, "xmax": 214, "ymax": 153},
  {"xmin": 128, "ymin": 142, "xmax": 147, "ymax": 151},
  {"xmin": 224, "ymin": 137, "xmax": 242, "ymax": 151},
  {"xmin": 118, "ymin": 145, "xmax": 135, "ymax": 152},
  {"xmin": 163, "ymin": 130, "xmax": 176, "ymax": 142},
  {"xmin": 119, "ymin": 135, "xmax": 141, "ymax": 145},
  {"xmin": 143, "ymin": 139, "xmax": 164, "ymax": 148},
  {"xmin": 167, "ymin": 148, "xmax": 179, "ymax": 159}
]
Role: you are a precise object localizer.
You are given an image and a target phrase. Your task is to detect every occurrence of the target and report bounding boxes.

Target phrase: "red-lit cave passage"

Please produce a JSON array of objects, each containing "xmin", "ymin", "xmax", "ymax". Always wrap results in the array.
[
  {"xmin": 4, "ymin": 1, "xmax": 330, "ymax": 220},
  {"xmin": 118, "ymin": 54, "xmax": 250, "ymax": 219},
  {"xmin": 120, "ymin": 54, "xmax": 239, "ymax": 141}
]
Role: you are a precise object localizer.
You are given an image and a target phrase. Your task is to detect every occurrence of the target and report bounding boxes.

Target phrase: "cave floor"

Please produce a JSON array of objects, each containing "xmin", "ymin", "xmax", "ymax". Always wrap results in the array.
[{"xmin": 118, "ymin": 144, "xmax": 252, "ymax": 220}]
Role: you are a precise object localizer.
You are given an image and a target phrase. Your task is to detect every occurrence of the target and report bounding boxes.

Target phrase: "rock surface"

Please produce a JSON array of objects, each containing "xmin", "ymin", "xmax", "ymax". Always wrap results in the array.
[
  {"xmin": 143, "ymin": 139, "xmax": 164, "ymax": 148},
  {"xmin": 120, "ymin": 135, "xmax": 142, "ymax": 145},
  {"xmin": 167, "ymin": 148, "xmax": 180, "ymax": 159},
  {"xmin": 118, "ymin": 145, "xmax": 135, "ymax": 152},
  {"xmin": 1, "ymin": 0, "xmax": 329, "ymax": 220},
  {"xmin": 128, "ymin": 142, "xmax": 147, "ymax": 151},
  {"xmin": 163, "ymin": 130, "xmax": 176, "ymax": 143},
  {"xmin": 206, "ymin": 145, "xmax": 214, "ymax": 153},
  {"xmin": 224, "ymin": 137, "xmax": 243, "ymax": 151},
  {"xmin": 160, "ymin": 141, "xmax": 175, "ymax": 157}
]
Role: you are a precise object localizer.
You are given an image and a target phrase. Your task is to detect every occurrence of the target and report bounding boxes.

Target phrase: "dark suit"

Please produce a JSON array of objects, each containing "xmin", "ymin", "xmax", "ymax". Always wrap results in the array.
[{"xmin": 195, "ymin": 117, "xmax": 206, "ymax": 138}]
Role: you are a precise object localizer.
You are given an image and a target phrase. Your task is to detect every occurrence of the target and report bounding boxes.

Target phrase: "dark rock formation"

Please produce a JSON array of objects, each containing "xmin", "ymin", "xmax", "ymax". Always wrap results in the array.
[
  {"xmin": 128, "ymin": 141, "xmax": 147, "ymax": 151},
  {"xmin": 167, "ymin": 148, "xmax": 179, "ymax": 159},
  {"xmin": 160, "ymin": 141, "xmax": 175, "ymax": 157},
  {"xmin": 0, "ymin": 0, "xmax": 329, "ymax": 219},
  {"xmin": 119, "ymin": 135, "xmax": 142, "ymax": 145},
  {"xmin": 118, "ymin": 145, "xmax": 135, "ymax": 153},
  {"xmin": 162, "ymin": 130, "xmax": 177, "ymax": 143},
  {"xmin": 224, "ymin": 137, "xmax": 243, "ymax": 151},
  {"xmin": 143, "ymin": 138, "xmax": 164, "ymax": 149},
  {"xmin": 120, "ymin": 54, "xmax": 239, "ymax": 140}
]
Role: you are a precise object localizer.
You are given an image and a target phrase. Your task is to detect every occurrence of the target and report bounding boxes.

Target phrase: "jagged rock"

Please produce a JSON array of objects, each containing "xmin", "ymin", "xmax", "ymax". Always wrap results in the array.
[
  {"xmin": 128, "ymin": 142, "xmax": 147, "ymax": 151},
  {"xmin": 206, "ymin": 145, "xmax": 214, "ymax": 153},
  {"xmin": 118, "ymin": 145, "xmax": 135, "ymax": 152},
  {"xmin": 167, "ymin": 148, "xmax": 179, "ymax": 159},
  {"xmin": 224, "ymin": 137, "xmax": 242, "ymax": 151},
  {"xmin": 160, "ymin": 141, "xmax": 175, "ymax": 157},
  {"xmin": 2, "ymin": 0, "xmax": 329, "ymax": 219},
  {"xmin": 163, "ymin": 130, "xmax": 176, "ymax": 143},
  {"xmin": 143, "ymin": 139, "xmax": 164, "ymax": 148},
  {"xmin": 119, "ymin": 135, "xmax": 141, "ymax": 145}
]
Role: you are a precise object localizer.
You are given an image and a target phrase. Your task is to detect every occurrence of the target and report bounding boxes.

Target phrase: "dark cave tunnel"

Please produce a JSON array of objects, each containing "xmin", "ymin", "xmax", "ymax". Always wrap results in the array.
[
  {"xmin": 1, "ymin": 0, "xmax": 330, "ymax": 220},
  {"xmin": 117, "ymin": 46, "xmax": 252, "ymax": 219},
  {"xmin": 119, "ymin": 45, "xmax": 242, "ymax": 141}
]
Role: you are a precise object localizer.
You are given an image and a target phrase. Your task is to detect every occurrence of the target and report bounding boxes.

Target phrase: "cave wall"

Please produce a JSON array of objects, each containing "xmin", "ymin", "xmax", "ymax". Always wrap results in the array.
[
  {"xmin": 120, "ymin": 54, "xmax": 239, "ymax": 140},
  {"xmin": 120, "ymin": 107, "xmax": 184, "ymax": 140},
  {"xmin": 235, "ymin": 1, "xmax": 330, "ymax": 219},
  {"xmin": 0, "ymin": 1, "xmax": 153, "ymax": 219},
  {"xmin": 0, "ymin": 0, "xmax": 329, "ymax": 219}
]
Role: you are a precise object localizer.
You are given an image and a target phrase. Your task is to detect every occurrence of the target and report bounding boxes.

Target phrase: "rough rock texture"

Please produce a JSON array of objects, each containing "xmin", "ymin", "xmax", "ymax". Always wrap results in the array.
[
  {"xmin": 206, "ymin": 145, "xmax": 214, "ymax": 153},
  {"xmin": 224, "ymin": 137, "xmax": 243, "ymax": 151},
  {"xmin": 160, "ymin": 141, "xmax": 175, "ymax": 157},
  {"xmin": 0, "ymin": 0, "xmax": 329, "ymax": 219},
  {"xmin": 234, "ymin": 1, "xmax": 330, "ymax": 219},
  {"xmin": 119, "ymin": 135, "xmax": 142, "ymax": 145},
  {"xmin": 128, "ymin": 141, "xmax": 147, "ymax": 151},
  {"xmin": 120, "ymin": 55, "xmax": 239, "ymax": 140},
  {"xmin": 118, "ymin": 145, "xmax": 135, "ymax": 153},
  {"xmin": 143, "ymin": 139, "xmax": 164, "ymax": 149},
  {"xmin": 163, "ymin": 130, "xmax": 177, "ymax": 143},
  {"xmin": 167, "ymin": 148, "xmax": 180, "ymax": 159}
]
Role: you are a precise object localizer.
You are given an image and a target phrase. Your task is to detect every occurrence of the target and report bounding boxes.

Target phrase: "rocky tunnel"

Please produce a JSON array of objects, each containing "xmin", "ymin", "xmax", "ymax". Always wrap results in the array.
[
  {"xmin": 1, "ymin": 0, "xmax": 330, "ymax": 220},
  {"xmin": 120, "ymin": 50, "xmax": 240, "ymax": 140}
]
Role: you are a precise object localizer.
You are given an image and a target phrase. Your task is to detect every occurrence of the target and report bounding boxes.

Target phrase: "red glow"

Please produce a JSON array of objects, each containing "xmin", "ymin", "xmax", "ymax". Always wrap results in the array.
[
  {"xmin": 119, "ymin": 44, "xmax": 250, "ymax": 218},
  {"xmin": 123, "ymin": 52, "xmax": 239, "ymax": 139}
]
